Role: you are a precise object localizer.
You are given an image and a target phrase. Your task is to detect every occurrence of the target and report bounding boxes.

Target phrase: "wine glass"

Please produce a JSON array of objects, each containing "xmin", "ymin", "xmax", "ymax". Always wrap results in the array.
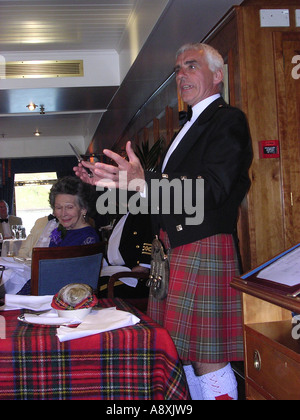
[{"xmin": 11, "ymin": 225, "xmax": 17, "ymax": 239}]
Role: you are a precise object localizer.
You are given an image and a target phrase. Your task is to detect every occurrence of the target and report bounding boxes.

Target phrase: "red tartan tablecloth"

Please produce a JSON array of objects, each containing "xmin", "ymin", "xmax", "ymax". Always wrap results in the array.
[{"xmin": 0, "ymin": 298, "xmax": 189, "ymax": 400}]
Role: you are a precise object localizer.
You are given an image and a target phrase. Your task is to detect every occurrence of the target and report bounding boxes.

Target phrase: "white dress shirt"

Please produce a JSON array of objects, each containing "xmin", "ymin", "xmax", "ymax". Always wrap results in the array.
[
  {"xmin": 161, "ymin": 94, "xmax": 221, "ymax": 172},
  {"xmin": 107, "ymin": 213, "xmax": 129, "ymax": 266},
  {"xmin": 1, "ymin": 220, "xmax": 12, "ymax": 239}
]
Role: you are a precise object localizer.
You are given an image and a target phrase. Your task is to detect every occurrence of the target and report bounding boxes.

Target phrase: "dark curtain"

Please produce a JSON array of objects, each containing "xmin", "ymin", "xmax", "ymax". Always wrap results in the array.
[
  {"xmin": 0, "ymin": 156, "xmax": 77, "ymax": 215},
  {"xmin": 0, "ymin": 160, "xmax": 14, "ymax": 213}
]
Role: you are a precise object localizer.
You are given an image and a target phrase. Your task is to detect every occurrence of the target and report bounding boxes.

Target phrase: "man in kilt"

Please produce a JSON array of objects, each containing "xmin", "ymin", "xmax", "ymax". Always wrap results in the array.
[{"xmin": 74, "ymin": 43, "xmax": 252, "ymax": 400}]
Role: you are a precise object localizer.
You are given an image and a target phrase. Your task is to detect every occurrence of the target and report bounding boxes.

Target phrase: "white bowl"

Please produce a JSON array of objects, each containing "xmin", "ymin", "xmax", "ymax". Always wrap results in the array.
[{"xmin": 57, "ymin": 307, "xmax": 92, "ymax": 321}]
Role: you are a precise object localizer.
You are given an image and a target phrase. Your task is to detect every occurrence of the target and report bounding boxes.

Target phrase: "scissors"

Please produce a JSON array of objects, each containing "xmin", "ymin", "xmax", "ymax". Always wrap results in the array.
[{"xmin": 69, "ymin": 142, "xmax": 94, "ymax": 178}]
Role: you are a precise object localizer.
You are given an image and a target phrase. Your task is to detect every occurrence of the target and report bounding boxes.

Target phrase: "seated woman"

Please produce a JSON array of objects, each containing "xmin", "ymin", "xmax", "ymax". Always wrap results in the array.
[
  {"xmin": 17, "ymin": 176, "xmax": 99, "ymax": 295},
  {"xmin": 48, "ymin": 176, "xmax": 99, "ymax": 247}
]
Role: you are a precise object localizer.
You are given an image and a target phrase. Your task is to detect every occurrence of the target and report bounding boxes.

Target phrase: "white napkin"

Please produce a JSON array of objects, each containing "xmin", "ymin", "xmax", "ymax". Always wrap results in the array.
[
  {"xmin": 0, "ymin": 256, "xmax": 32, "ymax": 294},
  {"xmin": 56, "ymin": 307, "xmax": 140, "ymax": 342},
  {"xmin": 1, "ymin": 294, "xmax": 53, "ymax": 311},
  {"xmin": 19, "ymin": 309, "xmax": 79, "ymax": 326}
]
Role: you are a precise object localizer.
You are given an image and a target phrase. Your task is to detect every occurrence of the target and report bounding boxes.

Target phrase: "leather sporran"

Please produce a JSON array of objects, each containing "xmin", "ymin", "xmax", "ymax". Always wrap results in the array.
[{"xmin": 147, "ymin": 236, "xmax": 169, "ymax": 300}]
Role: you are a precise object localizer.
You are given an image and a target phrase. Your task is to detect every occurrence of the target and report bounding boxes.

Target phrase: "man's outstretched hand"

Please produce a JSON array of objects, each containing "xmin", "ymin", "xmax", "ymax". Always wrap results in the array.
[{"xmin": 73, "ymin": 141, "xmax": 145, "ymax": 191}]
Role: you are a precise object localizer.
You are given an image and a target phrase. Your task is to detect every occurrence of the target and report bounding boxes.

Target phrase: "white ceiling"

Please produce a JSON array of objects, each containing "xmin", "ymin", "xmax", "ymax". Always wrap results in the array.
[
  {"xmin": 0, "ymin": 0, "xmax": 137, "ymax": 51},
  {"xmin": 0, "ymin": 0, "xmax": 170, "ymax": 157},
  {"xmin": 0, "ymin": 0, "xmax": 242, "ymax": 159},
  {"xmin": 0, "ymin": 0, "xmax": 139, "ymax": 52}
]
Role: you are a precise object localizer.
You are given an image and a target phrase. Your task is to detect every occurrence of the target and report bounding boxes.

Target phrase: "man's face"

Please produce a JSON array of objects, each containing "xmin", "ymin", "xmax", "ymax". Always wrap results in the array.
[
  {"xmin": 175, "ymin": 48, "xmax": 223, "ymax": 107},
  {"xmin": 0, "ymin": 202, "xmax": 8, "ymax": 219}
]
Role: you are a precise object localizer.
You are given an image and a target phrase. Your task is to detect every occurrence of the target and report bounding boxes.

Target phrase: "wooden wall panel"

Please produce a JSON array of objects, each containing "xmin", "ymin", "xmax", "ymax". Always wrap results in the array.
[
  {"xmin": 241, "ymin": 7, "xmax": 283, "ymax": 267},
  {"xmin": 240, "ymin": 1, "xmax": 300, "ymax": 267}
]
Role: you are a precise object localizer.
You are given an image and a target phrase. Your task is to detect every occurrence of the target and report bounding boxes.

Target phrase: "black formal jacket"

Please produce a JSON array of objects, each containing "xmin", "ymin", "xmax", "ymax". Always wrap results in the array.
[
  {"xmin": 117, "ymin": 213, "xmax": 152, "ymax": 269},
  {"xmin": 145, "ymin": 97, "xmax": 253, "ymax": 249}
]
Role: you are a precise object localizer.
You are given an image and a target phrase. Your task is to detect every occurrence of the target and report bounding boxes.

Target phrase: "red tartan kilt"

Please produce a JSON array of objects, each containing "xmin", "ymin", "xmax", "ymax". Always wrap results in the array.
[{"xmin": 147, "ymin": 232, "xmax": 244, "ymax": 364}]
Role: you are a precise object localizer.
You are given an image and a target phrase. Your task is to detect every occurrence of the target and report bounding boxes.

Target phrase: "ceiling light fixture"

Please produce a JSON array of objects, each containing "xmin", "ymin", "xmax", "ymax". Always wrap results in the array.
[
  {"xmin": 34, "ymin": 129, "xmax": 41, "ymax": 136},
  {"xmin": 26, "ymin": 102, "xmax": 38, "ymax": 111},
  {"xmin": 39, "ymin": 105, "xmax": 45, "ymax": 114}
]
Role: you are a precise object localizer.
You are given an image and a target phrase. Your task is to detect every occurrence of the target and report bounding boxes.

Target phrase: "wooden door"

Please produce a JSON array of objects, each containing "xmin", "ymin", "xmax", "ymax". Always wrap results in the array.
[{"xmin": 274, "ymin": 32, "xmax": 300, "ymax": 248}]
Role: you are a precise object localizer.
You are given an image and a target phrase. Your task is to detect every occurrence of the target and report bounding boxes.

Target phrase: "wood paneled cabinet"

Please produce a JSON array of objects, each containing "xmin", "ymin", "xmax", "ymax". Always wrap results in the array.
[
  {"xmin": 232, "ymin": 252, "xmax": 300, "ymax": 400},
  {"xmin": 244, "ymin": 320, "xmax": 300, "ymax": 400}
]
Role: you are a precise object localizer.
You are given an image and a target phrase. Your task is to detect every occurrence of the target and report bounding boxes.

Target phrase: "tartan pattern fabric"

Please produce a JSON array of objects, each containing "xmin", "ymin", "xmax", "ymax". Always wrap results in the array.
[
  {"xmin": 148, "ymin": 232, "xmax": 244, "ymax": 364},
  {"xmin": 51, "ymin": 292, "xmax": 98, "ymax": 310},
  {"xmin": 0, "ymin": 299, "xmax": 189, "ymax": 400}
]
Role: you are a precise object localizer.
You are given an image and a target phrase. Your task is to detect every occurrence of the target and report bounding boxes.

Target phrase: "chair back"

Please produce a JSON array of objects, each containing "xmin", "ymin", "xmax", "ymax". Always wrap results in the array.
[
  {"xmin": 107, "ymin": 271, "xmax": 149, "ymax": 313},
  {"xmin": 31, "ymin": 242, "xmax": 105, "ymax": 296}
]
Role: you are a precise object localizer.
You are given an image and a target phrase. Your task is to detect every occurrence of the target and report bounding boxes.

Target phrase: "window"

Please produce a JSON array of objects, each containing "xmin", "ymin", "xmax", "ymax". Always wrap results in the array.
[{"xmin": 14, "ymin": 172, "xmax": 57, "ymax": 235}]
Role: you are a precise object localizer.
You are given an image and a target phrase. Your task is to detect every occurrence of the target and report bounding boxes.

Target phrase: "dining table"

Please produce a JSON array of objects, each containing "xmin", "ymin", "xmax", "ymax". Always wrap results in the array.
[
  {"xmin": 0, "ymin": 298, "xmax": 189, "ymax": 400},
  {"xmin": 1, "ymin": 239, "xmax": 25, "ymax": 257}
]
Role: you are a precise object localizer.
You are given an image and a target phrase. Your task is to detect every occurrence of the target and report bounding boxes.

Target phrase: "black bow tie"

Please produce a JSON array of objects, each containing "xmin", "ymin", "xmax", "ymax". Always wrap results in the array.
[
  {"xmin": 179, "ymin": 106, "xmax": 193, "ymax": 126},
  {"xmin": 0, "ymin": 219, "xmax": 8, "ymax": 223}
]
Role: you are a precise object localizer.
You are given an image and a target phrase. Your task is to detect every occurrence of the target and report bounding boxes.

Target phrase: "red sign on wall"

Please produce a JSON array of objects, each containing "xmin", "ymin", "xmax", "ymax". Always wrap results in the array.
[{"xmin": 259, "ymin": 140, "xmax": 280, "ymax": 159}]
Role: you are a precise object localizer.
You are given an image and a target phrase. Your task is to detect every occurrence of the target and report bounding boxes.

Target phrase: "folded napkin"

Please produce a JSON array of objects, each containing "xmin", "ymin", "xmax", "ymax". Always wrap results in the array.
[
  {"xmin": 19, "ymin": 309, "xmax": 79, "ymax": 326},
  {"xmin": 56, "ymin": 307, "xmax": 140, "ymax": 342},
  {"xmin": 1, "ymin": 294, "xmax": 53, "ymax": 311}
]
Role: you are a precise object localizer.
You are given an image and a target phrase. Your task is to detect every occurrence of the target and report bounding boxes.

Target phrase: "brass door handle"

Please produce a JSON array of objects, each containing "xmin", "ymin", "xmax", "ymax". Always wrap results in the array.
[{"xmin": 253, "ymin": 350, "xmax": 261, "ymax": 371}]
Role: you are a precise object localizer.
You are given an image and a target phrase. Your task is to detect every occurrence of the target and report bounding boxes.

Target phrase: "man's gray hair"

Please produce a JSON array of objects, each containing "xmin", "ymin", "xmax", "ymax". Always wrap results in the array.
[{"xmin": 176, "ymin": 43, "xmax": 224, "ymax": 73}]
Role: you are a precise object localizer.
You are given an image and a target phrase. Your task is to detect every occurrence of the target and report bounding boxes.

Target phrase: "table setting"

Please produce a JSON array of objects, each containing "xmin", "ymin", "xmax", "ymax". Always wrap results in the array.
[
  {"xmin": 1, "ymin": 289, "xmax": 141, "ymax": 341},
  {"xmin": 0, "ymin": 286, "xmax": 189, "ymax": 400},
  {"xmin": 1, "ymin": 224, "xmax": 26, "ymax": 258}
]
